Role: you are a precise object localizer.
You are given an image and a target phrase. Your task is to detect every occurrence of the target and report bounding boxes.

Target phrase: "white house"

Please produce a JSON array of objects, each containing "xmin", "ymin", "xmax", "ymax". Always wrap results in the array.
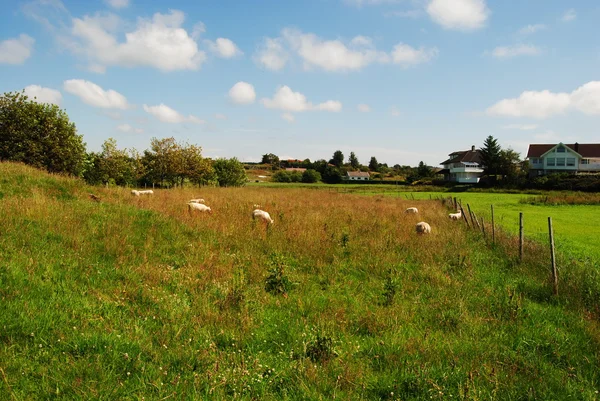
[
  {"xmin": 439, "ymin": 145, "xmax": 485, "ymax": 184},
  {"xmin": 346, "ymin": 171, "xmax": 370, "ymax": 181},
  {"xmin": 526, "ymin": 143, "xmax": 600, "ymax": 176}
]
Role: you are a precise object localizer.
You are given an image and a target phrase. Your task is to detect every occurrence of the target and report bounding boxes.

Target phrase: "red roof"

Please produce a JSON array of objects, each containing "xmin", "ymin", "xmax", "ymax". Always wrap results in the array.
[{"xmin": 526, "ymin": 143, "xmax": 600, "ymax": 158}]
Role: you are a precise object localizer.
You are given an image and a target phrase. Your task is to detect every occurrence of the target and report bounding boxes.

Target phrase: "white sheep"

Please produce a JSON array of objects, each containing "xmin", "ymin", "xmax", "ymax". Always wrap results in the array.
[
  {"xmin": 415, "ymin": 221, "xmax": 431, "ymax": 235},
  {"xmin": 189, "ymin": 198, "xmax": 205, "ymax": 204},
  {"xmin": 405, "ymin": 207, "xmax": 418, "ymax": 214},
  {"xmin": 188, "ymin": 202, "xmax": 212, "ymax": 213},
  {"xmin": 252, "ymin": 209, "xmax": 274, "ymax": 225},
  {"xmin": 449, "ymin": 210, "xmax": 462, "ymax": 220},
  {"xmin": 131, "ymin": 189, "xmax": 154, "ymax": 196}
]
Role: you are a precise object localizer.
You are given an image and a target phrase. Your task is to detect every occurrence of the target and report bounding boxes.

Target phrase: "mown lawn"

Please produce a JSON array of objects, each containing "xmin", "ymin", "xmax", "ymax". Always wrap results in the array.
[{"xmin": 1, "ymin": 162, "xmax": 599, "ymax": 400}]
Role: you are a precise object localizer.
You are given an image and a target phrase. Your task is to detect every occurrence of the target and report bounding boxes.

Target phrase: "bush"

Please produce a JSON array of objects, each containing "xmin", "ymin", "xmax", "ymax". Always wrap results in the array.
[
  {"xmin": 302, "ymin": 169, "xmax": 321, "ymax": 183},
  {"xmin": 272, "ymin": 170, "xmax": 292, "ymax": 183},
  {"xmin": 213, "ymin": 157, "xmax": 247, "ymax": 187}
]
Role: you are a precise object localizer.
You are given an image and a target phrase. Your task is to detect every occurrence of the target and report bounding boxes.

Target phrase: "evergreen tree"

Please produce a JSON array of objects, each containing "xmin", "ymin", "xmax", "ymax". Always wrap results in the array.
[
  {"xmin": 480, "ymin": 135, "xmax": 502, "ymax": 176},
  {"xmin": 330, "ymin": 150, "xmax": 344, "ymax": 167},
  {"xmin": 368, "ymin": 156, "xmax": 379, "ymax": 172},
  {"xmin": 348, "ymin": 152, "xmax": 360, "ymax": 168}
]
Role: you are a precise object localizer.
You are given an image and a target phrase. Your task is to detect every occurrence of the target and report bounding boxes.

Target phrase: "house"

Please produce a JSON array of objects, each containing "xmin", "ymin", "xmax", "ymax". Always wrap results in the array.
[
  {"xmin": 346, "ymin": 171, "xmax": 370, "ymax": 181},
  {"xmin": 526, "ymin": 143, "xmax": 600, "ymax": 177},
  {"xmin": 439, "ymin": 145, "xmax": 485, "ymax": 183}
]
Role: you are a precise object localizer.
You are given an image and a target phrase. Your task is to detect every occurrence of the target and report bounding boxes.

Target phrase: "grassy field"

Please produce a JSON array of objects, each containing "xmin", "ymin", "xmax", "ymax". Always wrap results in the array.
[{"xmin": 1, "ymin": 162, "xmax": 600, "ymax": 400}]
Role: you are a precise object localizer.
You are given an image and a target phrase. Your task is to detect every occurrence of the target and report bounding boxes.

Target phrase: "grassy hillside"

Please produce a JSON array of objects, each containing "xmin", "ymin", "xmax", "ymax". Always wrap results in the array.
[{"xmin": 1, "ymin": 162, "xmax": 599, "ymax": 400}]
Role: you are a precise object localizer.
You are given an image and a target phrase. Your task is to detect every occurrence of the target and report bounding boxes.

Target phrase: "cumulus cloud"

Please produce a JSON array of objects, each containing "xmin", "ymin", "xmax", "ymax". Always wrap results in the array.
[
  {"xmin": 427, "ymin": 0, "xmax": 489, "ymax": 31},
  {"xmin": 68, "ymin": 10, "xmax": 206, "ymax": 72},
  {"xmin": 357, "ymin": 103, "xmax": 371, "ymax": 112},
  {"xmin": 256, "ymin": 29, "xmax": 437, "ymax": 72},
  {"xmin": 282, "ymin": 113, "xmax": 295, "ymax": 123},
  {"xmin": 23, "ymin": 85, "xmax": 62, "ymax": 105},
  {"xmin": 105, "ymin": 0, "xmax": 129, "ymax": 9},
  {"xmin": 518, "ymin": 24, "xmax": 546, "ymax": 35},
  {"xmin": 205, "ymin": 38, "xmax": 242, "ymax": 58},
  {"xmin": 117, "ymin": 124, "xmax": 143, "ymax": 133},
  {"xmin": 63, "ymin": 79, "xmax": 130, "ymax": 109},
  {"xmin": 255, "ymin": 37, "xmax": 289, "ymax": 71},
  {"xmin": 486, "ymin": 81, "xmax": 600, "ymax": 119},
  {"xmin": 0, "ymin": 34, "xmax": 35, "ymax": 65},
  {"xmin": 229, "ymin": 81, "xmax": 256, "ymax": 104},
  {"xmin": 562, "ymin": 9, "xmax": 576, "ymax": 22},
  {"xmin": 261, "ymin": 86, "xmax": 342, "ymax": 112},
  {"xmin": 143, "ymin": 103, "xmax": 204, "ymax": 124},
  {"xmin": 491, "ymin": 44, "xmax": 541, "ymax": 59}
]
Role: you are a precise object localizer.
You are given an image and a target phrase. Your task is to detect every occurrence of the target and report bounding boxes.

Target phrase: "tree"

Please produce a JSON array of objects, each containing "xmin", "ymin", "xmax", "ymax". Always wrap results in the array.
[
  {"xmin": 0, "ymin": 91, "xmax": 86, "ymax": 175},
  {"xmin": 261, "ymin": 153, "xmax": 280, "ymax": 166},
  {"xmin": 498, "ymin": 149, "xmax": 522, "ymax": 181},
  {"xmin": 368, "ymin": 156, "xmax": 379, "ymax": 172},
  {"xmin": 302, "ymin": 169, "xmax": 321, "ymax": 183},
  {"xmin": 322, "ymin": 165, "xmax": 342, "ymax": 184},
  {"xmin": 416, "ymin": 161, "xmax": 433, "ymax": 178},
  {"xmin": 141, "ymin": 137, "xmax": 184, "ymax": 187},
  {"xmin": 212, "ymin": 157, "xmax": 247, "ymax": 187},
  {"xmin": 348, "ymin": 152, "xmax": 360, "ymax": 169},
  {"xmin": 330, "ymin": 150, "xmax": 344, "ymax": 167},
  {"xmin": 480, "ymin": 136, "xmax": 502, "ymax": 176},
  {"xmin": 181, "ymin": 143, "xmax": 215, "ymax": 186}
]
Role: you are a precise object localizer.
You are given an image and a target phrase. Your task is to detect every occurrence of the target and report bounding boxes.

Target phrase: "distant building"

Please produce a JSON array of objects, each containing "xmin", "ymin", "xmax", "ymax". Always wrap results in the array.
[
  {"xmin": 346, "ymin": 171, "xmax": 370, "ymax": 181},
  {"xmin": 285, "ymin": 168, "xmax": 306, "ymax": 172},
  {"xmin": 439, "ymin": 145, "xmax": 484, "ymax": 184},
  {"xmin": 526, "ymin": 143, "xmax": 600, "ymax": 177}
]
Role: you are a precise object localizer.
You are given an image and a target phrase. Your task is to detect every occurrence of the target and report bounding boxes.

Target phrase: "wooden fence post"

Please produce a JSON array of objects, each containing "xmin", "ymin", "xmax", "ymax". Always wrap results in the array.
[
  {"xmin": 481, "ymin": 216, "xmax": 486, "ymax": 238},
  {"xmin": 519, "ymin": 212, "xmax": 524, "ymax": 263},
  {"xmin": 548, "ymin": 217, "xmax": 558, "ymax": 296},
  {"xmin": 459, "ymin": 203, "xmax": 470, "ymax": 228},
  {"xmin": 491, "ymin": 205, "xmax": 495, "ymax": 244},
  {"xmin": 467, "ymin": 204, "xmax": 476, "ymax": 227},
  {"xmin": 473, "ymin": 212, "xmax": 482, "ymax": 231}
]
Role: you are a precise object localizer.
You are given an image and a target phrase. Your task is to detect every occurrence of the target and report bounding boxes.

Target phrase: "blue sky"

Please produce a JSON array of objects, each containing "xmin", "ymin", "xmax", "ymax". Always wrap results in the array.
[{"xmin": 1, "ymin": 0, "xmax": 599, "ymax": 167}]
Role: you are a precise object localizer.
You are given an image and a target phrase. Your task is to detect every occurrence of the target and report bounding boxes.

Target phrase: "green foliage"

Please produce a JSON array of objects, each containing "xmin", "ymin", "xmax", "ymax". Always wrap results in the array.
[
  {"xmin": 0, "ymin": 91, "xmax": 86, "ymax": 175},
  {"xmin": 261, "ymin": 153, "xmax": 280, "ymax": 166},
  {"xmin": 348, "ymin": 151, "xmax": 360, "ymax": 168},
  {"xmin": 271, "ymin": 170, "xmax": 302, "ymax": 183},
  {"xmin": 330, "ymin": 150, "xmax": 344, "ymax": 167},
  {"xmin": 480, "ymin": 135, "xmax": 501, "ymax": 176},
  {"xmin": 213, "ymin": 157, "xmax": 247, "ymax": 187},
  {"xmin": 368, "ymin": 156, "xmax": 379, "ymax": 172},
  {"xmin": 305, "ymin": 332, "xmax": 335, "ymax": 363},
  {"xmin": 382, "ymin": 269, "xmax": 398, "ymax": 306},
  {"xmin": 264, "ymin": 253, "xmax": 293, "ymax": 295},
  {"xmin": 322, "ymin": 165, "xmax": 342, "ymax": 184},
  {"xmin": 301, "ymin": 169, "xmax": 321, "ymax": 183}
]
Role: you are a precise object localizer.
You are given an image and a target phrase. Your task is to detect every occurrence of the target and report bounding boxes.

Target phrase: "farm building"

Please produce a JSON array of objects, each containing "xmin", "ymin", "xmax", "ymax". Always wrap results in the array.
[
  {"xmin": 346, "ymin": 171, "xmax": 370, "ymax": 181},
  {"xmin": 285, "ymin": 168, "xmax": 307, "ymax": 172},
  {"xmin": 439, "ymin": 145, "xmax": 484, "ymax": 184},
  {"xmin": 526, "ymin": 143, "xmax": 600, "ymax": 177}
]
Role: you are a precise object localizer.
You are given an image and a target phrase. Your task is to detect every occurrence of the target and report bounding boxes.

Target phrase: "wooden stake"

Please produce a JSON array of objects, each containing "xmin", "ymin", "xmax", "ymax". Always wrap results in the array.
[
  {"xmin": 491, "ymin": 205, "xmax": 495, "ymax": 245},
  {"xmin": 481, "ymin": 216, "xmax": 486, "ymax": 238},
  {"xmin": 467, "ymin": 204, "xmax": 476, "ymax": 227},
  {"xmin": 548, "ymin": 217, "xmax": 558, "ymax": 296},
  {"xmin": 459, "ymin": 203, "xmax": 470, "ymax": 228},
  {"xmin": 473, "ymin": 212, "xmax": 482, "ymax": 231},
  {"xmin": 519, "ymin": 212, "xmax": 524, "ymax": 263}
]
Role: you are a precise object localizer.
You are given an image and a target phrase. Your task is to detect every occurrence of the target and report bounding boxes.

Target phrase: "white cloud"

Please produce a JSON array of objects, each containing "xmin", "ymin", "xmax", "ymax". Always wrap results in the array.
[
  {"xmin": 570, "ymin": 81, "xmax": 600, "ymax": 115},
  {"xmin": 70, "ymin": 10, "xmax": 206, "ymax": 72},
  {"xmin": 390, "ymin": 106, "xmax": 401, "ymax": 117},
  {"xmin": 105, "ymin": 0, "xmax": 129, "ymax": 9},
  {"xmin": 391, "ymin": 43, "xmax": 438, "ymax": 66},
  {"xmin": 254, "ymin": 37, "xmax": 289, "ymax": 71},
  {"xmin": 357, "ymin": 103, "xmax": 371, "ymax": 112},
  {"xmin": 518, "ymin": 24, "xmax": 546, "ymax": 35},
  {"xmin": 0, "ymin": 34, "xmax": 35, "ymax": 65},
  {"xmin": 229, "ymin": 81, "xmax": 256, "ymax": 104},
  {"xmin": 214, "ymin": 113, "xmax": 227, "ymax": 120},
  {"xmin": 117, "ymin": 124, "xmax": 143, "ymax": 133},
  {"xmin": 427, "ymin": 0, "xmax": 489, "ymax": 31},
  {"xmin": 282, "ymin": 113, "xmax": 295, "ymax": 123},
  {"xmin": 23, "ymin": 85, "xmax": 62, "ymax": 105},
  {"xmin": 562, "ymin": 9, "xmax": 576, "ymax": 22},
  {"xmin": 205, "ymin": 38, "xmax": 242, "ymax": 58},
  {"xmin": 487, "ymin": 81, "xmax": 600, "ymax": 119},
  {"xmin": 261, "ymin": 85, "xmax": 342, "ymax": 112},
  {"xmin": 491, "ymin": 44, "xmax": 541, "ymax": 59},
  {"xmin": 63, "ymin": 79, "xmax": 130, "ymax": 109},
  {"xmin": 502, "ymin": 124, "xmax": 539, "ymax": 131},
  {"xmin": 143, "ymin": 103, "xmax": 204, "ymax": 124}
]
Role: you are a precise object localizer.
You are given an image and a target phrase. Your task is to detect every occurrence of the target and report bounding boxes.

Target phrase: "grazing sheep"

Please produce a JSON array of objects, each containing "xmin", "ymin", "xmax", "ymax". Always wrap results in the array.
[
  {"xmin": 415, "ymin": 221, "xmax": 431, "ymax": 235},
  {"xmin": 188, "ymin": 202, "xmax": 212, "ymax": 213},
  {"xmin": 252, "ymin": 209, "xmax": 274, "ymax": 225},
  {"xmin": 189, "ymin": 198, "xmax": 205, "ymax": 204},
  {"xmin": 449, "ymin": 210, "xmax": 462, "ymax": 220},
  {"xmin": 405, "ymin": 207, "xmax": 419, "ymax": 214},
  {"xmin": 131, "ymin": 190, "xmax": 154, "ymax": 196}
]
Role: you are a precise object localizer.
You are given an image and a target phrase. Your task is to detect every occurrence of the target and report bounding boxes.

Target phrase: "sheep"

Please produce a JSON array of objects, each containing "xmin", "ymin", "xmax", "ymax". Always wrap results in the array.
[
  {"xmin": 405, "ymin": 207, "xmax": 419, "ymax": 214},
  {"xmin": 415, "ymin": 221, "xmax": 431, "ymax": 235},
  {"xmin": 189, "ymin": 198, "xmax": 205, "ymax": 204},
  {"xmin": 252, "ymin": 209, "xmax": 274, "ymax": 225},
  {"xmin": 131, "ymin": 189, "xmax": 154, "ymax": 196},
  {"xmin": 449, "ymin": 210, "xmax": 462, "ymax": 220},
  {"xmin": 188, "ymin": 202, "xmax": 212, "ymax": 213}
]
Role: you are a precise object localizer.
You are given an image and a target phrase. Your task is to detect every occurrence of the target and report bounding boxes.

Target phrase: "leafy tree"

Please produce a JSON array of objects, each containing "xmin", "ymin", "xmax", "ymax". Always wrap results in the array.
[
  {"xmin": 480, "ymin": 136, "xmax": 502, "ymax": 176},
  {"xmin": 302, "ymin": 169, "xmax": 321, "ymax": 183},
  {"xmin": 416, "ymin": 161, "xmax": 433, "ymax": 178},
  {"xmin": 368, "ymin": 156, "xmax": 379, "ymax": 172},
  {"xmin": 312, "ymin": 159, "xmax": 329, "ymax": 175},
  {"xmin": 498, "ymin": 149, "xmax": 522, "ymax": 180},
  {"xmin": 322, "ymin": 165, "xmax": 342, "ymax": 184},
  {"xmin": 213, "ymin": 157, "xmax": 247, "ymax": 187},
  {"xmin": 272, "ymin": 170, "xmax": 292, "ymax": 183},
  {"xmin": 348, "ymin": 152, "xmax": 360, "ymax": 169},
  {"xmin": 330, "ymin": 150, "xmax": 344, "ymax": 167},
  {"xmin": 182, "ymin": 143, "xmax": 215, "ymax": 186},
  {"xmin": 261, "ymin": 153, "xmax": 280, "ymax": 166},
  {"xmin": 0, "ymin": 91, "xmax": 86, "ymax": 175},
  {"xmin": 301, "ymin": 158, "xmax": 312, "ymax": 169}
]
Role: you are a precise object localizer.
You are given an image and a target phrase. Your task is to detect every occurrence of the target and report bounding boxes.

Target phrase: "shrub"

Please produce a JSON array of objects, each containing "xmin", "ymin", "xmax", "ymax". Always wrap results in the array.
[
  {"xmin": 264, "ymin": 254, "xmax": 294, "ymax": 295},
  {"xmin": 302, "ymin": 169, "xmax": 321, "ymax": 183}
]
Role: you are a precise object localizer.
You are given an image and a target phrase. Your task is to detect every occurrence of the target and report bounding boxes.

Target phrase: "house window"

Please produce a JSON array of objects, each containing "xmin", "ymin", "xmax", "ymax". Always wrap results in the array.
[
  {"xmin": 531, "ymin": 158, "xmax": 541, "ymax": 164},
  {"xmin": 547, "ymin": 158, "xmax": 555, "ymax": 166},
  {"xmin": 581, "ymin": 159, "xmax": 590, "ymax": 165},
  {"xmin": 567, "ymin": 158, "xmax": 575, "ymax": 167},
  {"xmin": 557, "ymin": 158, "xmax": 565, "ymax": 166},
  {"xmin": 557, "ymin": 146, "xmax": 566, "ymax": 153}
]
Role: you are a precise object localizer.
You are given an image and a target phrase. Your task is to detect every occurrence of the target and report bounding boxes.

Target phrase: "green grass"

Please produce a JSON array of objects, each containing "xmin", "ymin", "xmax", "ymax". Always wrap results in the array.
[{"xmin": 1, "ymin": 162, "xmax": 600, "ymax": 400}]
